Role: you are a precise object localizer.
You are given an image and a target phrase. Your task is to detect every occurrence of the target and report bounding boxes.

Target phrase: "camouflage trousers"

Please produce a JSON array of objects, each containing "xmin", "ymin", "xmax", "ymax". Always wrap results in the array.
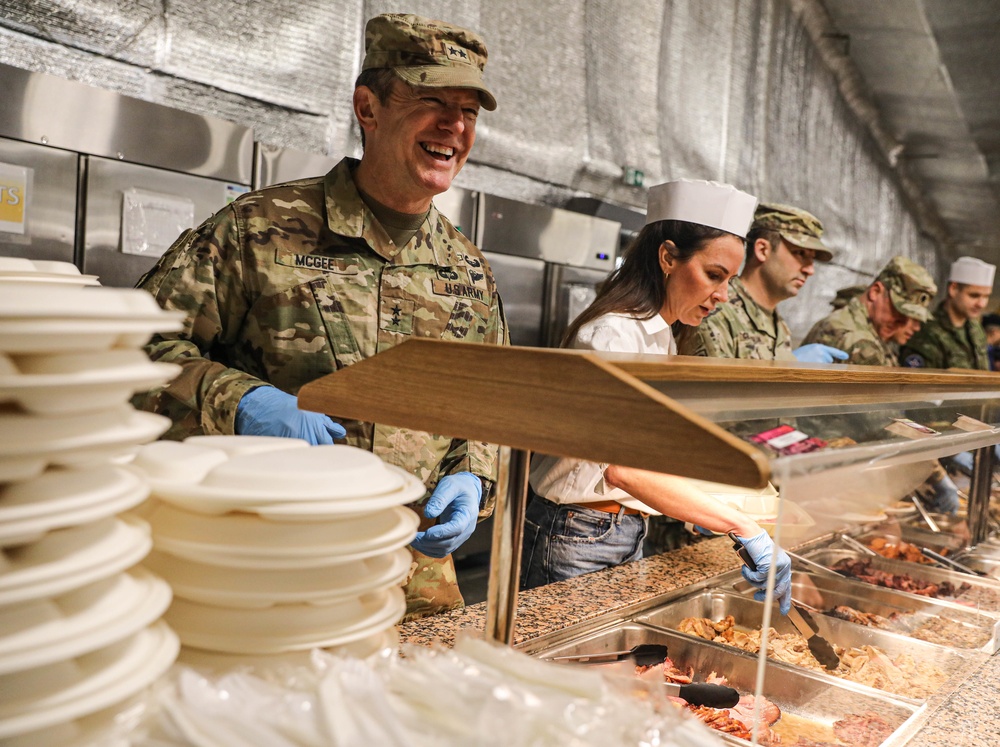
[{"xmin": 401, "ymin": 512, "xmax": 465, "ymax": 623}]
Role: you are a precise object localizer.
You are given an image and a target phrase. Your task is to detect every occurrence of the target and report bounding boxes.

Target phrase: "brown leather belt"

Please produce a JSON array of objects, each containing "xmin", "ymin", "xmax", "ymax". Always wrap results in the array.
[{"xmin": 580, "ymin": 499, "xmax": 644, "ymax": 516}]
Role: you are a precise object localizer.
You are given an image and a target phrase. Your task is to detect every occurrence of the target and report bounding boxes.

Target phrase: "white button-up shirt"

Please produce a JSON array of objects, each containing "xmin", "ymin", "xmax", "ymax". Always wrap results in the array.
[{"xmin": 529, "ymin": 312, "xmax": 676, "ymax": 513}]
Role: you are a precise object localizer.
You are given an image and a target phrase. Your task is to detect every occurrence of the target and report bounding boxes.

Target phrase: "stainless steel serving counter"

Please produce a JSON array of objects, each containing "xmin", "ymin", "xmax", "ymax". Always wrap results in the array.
[{"xmin": 397, "ymin": 535, "xmax": 1000, "ymax": 747}]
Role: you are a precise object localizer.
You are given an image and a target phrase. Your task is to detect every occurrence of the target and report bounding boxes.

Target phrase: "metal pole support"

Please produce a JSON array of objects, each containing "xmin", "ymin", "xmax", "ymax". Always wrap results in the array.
[
  {"xmin": 484, "ymin": 448, "xmax": 531, "ymax": 644},
  {"xmin": 968, "ymin": 446, "xmax": 994, "ymax": 546}
]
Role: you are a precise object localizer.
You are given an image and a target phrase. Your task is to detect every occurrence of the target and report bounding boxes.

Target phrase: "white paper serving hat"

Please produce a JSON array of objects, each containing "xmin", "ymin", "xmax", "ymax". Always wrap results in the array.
[
  {"xmin": 949, "ymin": 256, "xmax": 996, "ymax": 287},
  {"xmin": 645, "ymin": 179, "xmax": 758, "ymax": 238}
]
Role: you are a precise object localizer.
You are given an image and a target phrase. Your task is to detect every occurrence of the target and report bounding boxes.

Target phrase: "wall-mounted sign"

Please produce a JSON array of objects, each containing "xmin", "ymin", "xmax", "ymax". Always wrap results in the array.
[
  {"xmin": 0, "ymin": 162, "xmax": 29, "ymax": 235},
  {"xmin": 121, "ymin": 187, "xmax": 195, "ymax": 257}
]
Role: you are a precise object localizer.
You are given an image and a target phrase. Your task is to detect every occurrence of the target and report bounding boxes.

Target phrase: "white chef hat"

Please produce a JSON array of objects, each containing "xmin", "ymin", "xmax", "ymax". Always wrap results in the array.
[
  {"xmin": 645, "ymin": 179, "xmax": 758, "ymax": 238},
  {"xmin": 949, "ymin": 256, "xmax": 996, "ymax": 287}
]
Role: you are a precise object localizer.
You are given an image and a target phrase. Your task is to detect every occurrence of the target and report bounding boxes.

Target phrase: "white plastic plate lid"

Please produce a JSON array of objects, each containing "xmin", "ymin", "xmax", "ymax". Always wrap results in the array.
[
  {"xmin": 164, "ymin": 586, "xmax": 406, "ymax": 654},
  {"xmin": 0, "ymin": 465, "xmax": 150, "ymax": 547},
  {"xmin": 145, "ymin": 502, "xmax": 419, "ymax": 568},
  {"xmin": 0, "ymin": 568, "xmax": 172, "ymax": 675},
  {"xmin": 0, "ymin": 350, "xmax": 180, "ymax": 415},
  {"xmin": 0, "ymin": 405, "xmax": 170, "ymax": 458},
  {"xmin": 0, "ymin": 621, "xmax": 179, "ymax": 739},
  {"xmin": 138, "ymin": 442, "xmax": 405, "ymax": 500},
  {"xmin": 0, "ymin": 258, "xmax": 99, "ymax": 287},
  {"xmin": 0, "ymin": 516, "xmax": 151, "ymax": 606},
  {"xmin": 142, "ymin": 545, "xmax": 411, "ymax": 608},
  {"xmin": 0, "ymin": 283, "xmax": 175, "ymax": 321}
]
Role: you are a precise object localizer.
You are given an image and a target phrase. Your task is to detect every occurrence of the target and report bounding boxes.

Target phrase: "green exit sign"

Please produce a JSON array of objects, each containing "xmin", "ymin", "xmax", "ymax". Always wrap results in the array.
[{"xmin": 624, "ymin": 167, "xmax": 644, "ymax": 187}]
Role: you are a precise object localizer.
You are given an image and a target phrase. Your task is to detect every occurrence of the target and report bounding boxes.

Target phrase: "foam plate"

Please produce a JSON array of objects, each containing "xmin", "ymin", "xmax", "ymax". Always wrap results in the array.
[
  {"xmin": 0, "ymin": 516, "xmax": 152, "ymax": 606},
  {"xmin": 146, "ymin": 502, "xmax": 419, "ymax": 568},
  {"xmin": 0, "ymin": 317, "xmax": 184, "ymax": 354},
  {"xmin": 0, "ymin": 258, "xmax": 99, "ymax": 287},
  {"xmin": 165, "ymin": 586, "xmax": 406, "ymax": 654},
  {"xmin": 142, "ymin": 545, "xmax": 411, "ymax": 608},
  {"xmin": 0, "ymin": 465, "xmax": 150, "ymax": 547},
  {"xmin": 0, "ymin": 568, "xmax": 172, "ymax": 675},
  {"xmin": 0, "ymin": 350, "xmax": 179, "ymax": 415},
  {"xmin": 0, "ymin": 405, "xmax": 168, "ymax": 456},
  {"xmin": 0, "ymin": 621, "xmax": 179, "ymax": 739}
]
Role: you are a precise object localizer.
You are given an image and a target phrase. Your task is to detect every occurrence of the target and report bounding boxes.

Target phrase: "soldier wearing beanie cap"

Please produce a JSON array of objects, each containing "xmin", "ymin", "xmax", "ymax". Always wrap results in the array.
[
  {"xmin": 134, "ymin": 13, "xmax": 507, "ymax": 622},
  {"xmin": 901, "ymin": 256, "xmax": 996, "ymax": 370},
  {"xmin": 803, "ymin": 256, "xmax": 936, "ymax": 366},
  {"xmin": 677, "ymin": 201, "xmax": 847, "ymax": 364}
]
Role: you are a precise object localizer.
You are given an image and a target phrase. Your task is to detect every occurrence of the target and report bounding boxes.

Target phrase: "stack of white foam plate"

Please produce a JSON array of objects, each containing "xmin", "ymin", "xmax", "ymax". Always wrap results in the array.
[
  {"xmin": 0, "ymin": 258, "xmax": 100, "ymax": 287},
  {"xmin": 0, "ymin": 267, "xmax": 184, "ymax": 742},
  {"xmin": 130, "ymin": 436, "xmax": 424, "ymax": 657}
]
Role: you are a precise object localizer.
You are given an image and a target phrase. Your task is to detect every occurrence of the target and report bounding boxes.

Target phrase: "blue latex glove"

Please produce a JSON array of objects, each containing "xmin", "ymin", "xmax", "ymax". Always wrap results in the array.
[
  {"xmin": 923, "ymin": 472, "xmax": 960, "ymax": 515},
  {"xmin": 235, "ymin": 386, "xmax": 346, "ymax": 443},
  {"xmin": 948, "ymin": 451, "xmax": 975, "ymax": 476},
  {"xmin": 792, "ymin": 344, "xmax": 849, "ymax": 364},
  {"xmin": 736, "ymin": 530, "xmax": 792, "ymax": 615},
  {"xmin": 410, "ymin": 472, "xmax": 482, "ymax": 558},
  {"xmin": 947, "ymin": 447, "xmax": 1000, "ymax": 477}
]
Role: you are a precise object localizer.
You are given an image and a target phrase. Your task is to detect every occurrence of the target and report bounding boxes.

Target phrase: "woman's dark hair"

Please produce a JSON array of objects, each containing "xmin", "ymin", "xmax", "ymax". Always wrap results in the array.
[{"xmin": 561, "ymin": 220, "xmax": 733, "ymax": 347}]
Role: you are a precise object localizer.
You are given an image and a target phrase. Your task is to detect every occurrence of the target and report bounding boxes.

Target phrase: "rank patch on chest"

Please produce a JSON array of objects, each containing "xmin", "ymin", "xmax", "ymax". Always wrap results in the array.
[
  {"xmin": 432, "ymin": 279, "xmax": 486, "ymax": 302},
  {"xmin": 379, "ymin": 296, "xmax": 414, "ymax": 335}
]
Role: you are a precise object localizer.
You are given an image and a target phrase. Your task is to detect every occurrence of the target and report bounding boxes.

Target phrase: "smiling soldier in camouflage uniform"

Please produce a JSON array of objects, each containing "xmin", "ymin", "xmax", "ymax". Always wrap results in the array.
[
  {"xmin": 803, "ymin": 256, "xmax": 936, "ymax": 366},
  {"xmin": 676, "ymin": 202, "xmax": 844, "ymax": 363},
  {"xmin": 134, "ymin": 13, "xmax": 508, "ymax": 621}
]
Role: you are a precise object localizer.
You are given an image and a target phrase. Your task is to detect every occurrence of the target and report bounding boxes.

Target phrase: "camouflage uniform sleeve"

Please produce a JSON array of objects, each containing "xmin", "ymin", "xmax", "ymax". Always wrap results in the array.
[
  {"xmin": 132, "ymin": 207, "xmax": 266, "ymax": 439},
  {"xmin": 437, "ymin": 291, "xmax": 508, "ymax": 519},
  {"xmin": 846, "ymin": 339, "xmax": 889, "ymax": 366},
  {"xmin": 675, "ymin": 314, "xmax": 737, "ymax": 358},
  {"xmin": 900, "ymin": 331, "xmax": 944, "ymax": 369}
]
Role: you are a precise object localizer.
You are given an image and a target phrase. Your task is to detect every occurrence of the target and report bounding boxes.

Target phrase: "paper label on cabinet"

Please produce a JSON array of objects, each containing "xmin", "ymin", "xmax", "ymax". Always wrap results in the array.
[
  {"xmin": 0, "ymin": 163, "xmax": 29, "ymax": 235},
  {"xmin": 884, "ymin": 418, "xmax": 938, "ymax": 439},
  {"xmin": 747, "ymin": 425, "xmax": 827, "ymax": 456},
  {"xmin": 121, "ymin": 188, "xmax": 195, "ymax": 257}
]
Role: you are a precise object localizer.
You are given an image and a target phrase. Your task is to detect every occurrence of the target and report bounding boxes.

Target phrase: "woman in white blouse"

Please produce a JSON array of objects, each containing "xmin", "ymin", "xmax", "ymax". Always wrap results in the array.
[{"xmin": 521, "ymin": 180, "xmax": 792, "ymax": 614}]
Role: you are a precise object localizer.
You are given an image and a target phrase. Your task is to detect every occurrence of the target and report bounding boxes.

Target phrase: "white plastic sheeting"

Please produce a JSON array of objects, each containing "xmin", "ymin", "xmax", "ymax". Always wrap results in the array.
[{"xmin": 0, "ymin": 0, "xmax": 936, "ymax": 340}]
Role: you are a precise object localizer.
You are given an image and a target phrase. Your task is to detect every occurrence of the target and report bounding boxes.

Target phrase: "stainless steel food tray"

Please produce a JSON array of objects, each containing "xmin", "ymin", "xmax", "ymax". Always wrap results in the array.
[
  {"xmin": 535, "ymin": 621, "xmax": 921, "ymax": 747},
  {"xmin": 949, "ymin": 553, "xmax": 1000, "ymax": 578},
  {"xmin": 855, "ymin": 526, "xmax": 966, "ymax": 557},
  {"xmin": 634, "ymin": 589, "xmax": 983, "ymax": 702},
  {"xmin": 803, "ymin": 547, "xmax": 1000, "ymax": 613},
  {"xmin": 734, "ymin": 570, "xmax": 1000, "ymax": 654}
]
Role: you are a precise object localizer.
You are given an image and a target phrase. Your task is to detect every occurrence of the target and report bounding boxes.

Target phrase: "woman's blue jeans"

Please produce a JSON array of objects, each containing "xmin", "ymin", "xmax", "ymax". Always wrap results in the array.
[{"xmin": 520, "ymin": 492, "xmax": 648, "ymax": 590}]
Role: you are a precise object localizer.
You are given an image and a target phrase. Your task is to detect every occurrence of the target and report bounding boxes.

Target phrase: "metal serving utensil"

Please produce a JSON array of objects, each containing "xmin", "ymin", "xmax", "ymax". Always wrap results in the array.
[
  {"xmin": 838, "ymin": 534, "xmax": 878, "ymax": 557},
  {"xmin": 729, "ymin": 536, "xmax": 840, "ymax": 670},
  {"xmin": 920, "ymin": 547, "xmax": 988, "ymax": 577},
  {"xmin": 911, "ymin": 495, "xmax": 941, "ymax": 533}
]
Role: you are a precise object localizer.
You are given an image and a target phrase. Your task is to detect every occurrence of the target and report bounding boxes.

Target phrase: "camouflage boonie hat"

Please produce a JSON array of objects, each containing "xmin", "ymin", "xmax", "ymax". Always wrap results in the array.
[
  {"xmin": 875, "ymin": 256, "xmax": 937, "ymax": 322},
  {"xmin": 363, "ymin": 14, "xmax": 497, "ymax": 111},
  {"xmin": 752, "ymin": 202, "xmax": 834, "ymax": 262}
]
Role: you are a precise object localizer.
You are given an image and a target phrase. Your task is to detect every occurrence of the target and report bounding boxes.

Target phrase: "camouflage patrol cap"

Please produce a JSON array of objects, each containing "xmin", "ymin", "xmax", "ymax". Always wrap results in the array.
[
  {"xmin": 752, "ymin": 203, "xmax": 834, "ymax": 262},
  {"xmin": 875, "ymin": 256, "xmax": 937, "ymax": 322},
  {"xmin": 831, "ymin": 284, "xmax": 866, "ymax": 310},
  {"xmin": 362, "ymin": 14, "xmax": 497, "ymax": 111}
]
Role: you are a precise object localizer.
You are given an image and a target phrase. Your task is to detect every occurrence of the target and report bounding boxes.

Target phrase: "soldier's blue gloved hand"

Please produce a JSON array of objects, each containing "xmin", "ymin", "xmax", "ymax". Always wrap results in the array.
[
  {"xmin": 792, "ymin": 344, "xmax": 849, "ymax": 364},
  {"xmin": 737, "ymin": 530, "xmax": 792, "ymax": 615},
  {"xmin": 948, "ymin": 451, "xmax": 975, "ymax": 476},
  {"xmin": 924, "ymin": 472, "xmax": 960, "ymax": 515},
  {"xmin": 410, "ymin": 473, "xmax": 482, "ymax": 558},
  {"xmin": 235, "ymin": 386, "xmax": 346, "ymax": 443}
]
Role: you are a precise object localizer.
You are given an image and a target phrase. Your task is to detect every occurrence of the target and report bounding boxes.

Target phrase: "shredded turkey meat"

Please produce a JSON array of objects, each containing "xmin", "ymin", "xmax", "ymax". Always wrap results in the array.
[{"xmin": 677, "ymin": 615, "xmax": 949, "ymax": 699}]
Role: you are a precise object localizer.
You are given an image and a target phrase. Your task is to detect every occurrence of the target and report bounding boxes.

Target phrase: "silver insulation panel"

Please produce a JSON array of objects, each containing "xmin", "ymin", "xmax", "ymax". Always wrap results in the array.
[{"xmin": 0, "ymin": 0, "xmax": 938, "ymax": 341}]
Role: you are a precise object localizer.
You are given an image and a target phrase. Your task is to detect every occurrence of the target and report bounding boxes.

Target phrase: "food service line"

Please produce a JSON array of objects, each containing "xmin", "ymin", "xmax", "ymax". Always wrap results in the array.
[{"xmin": 397, "ymin": 532, "xmax": 999, "ymax": 747}]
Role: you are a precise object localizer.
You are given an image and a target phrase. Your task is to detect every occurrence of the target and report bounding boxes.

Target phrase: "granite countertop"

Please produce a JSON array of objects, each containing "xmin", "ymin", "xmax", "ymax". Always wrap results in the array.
[{"xmin": 397, "ymin": 535, "xmax": 1000, "ymax": 746}]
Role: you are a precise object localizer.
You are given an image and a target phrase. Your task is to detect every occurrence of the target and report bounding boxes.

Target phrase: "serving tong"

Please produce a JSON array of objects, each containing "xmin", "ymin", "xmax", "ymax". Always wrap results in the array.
[
  {"xmin": 911, "ymin": 495, "xmax": 941, "ymax": 533},
  {"xmin": 730, "ymin": 537, "xmax": 841, "ymax": 670},
  {"xmin": 919, "ymin": 546, "xmax": 988, "ymax": 577},
  {"xmin": 549, "ymin": 643, "xmax": 740, "ymax": 708}
]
